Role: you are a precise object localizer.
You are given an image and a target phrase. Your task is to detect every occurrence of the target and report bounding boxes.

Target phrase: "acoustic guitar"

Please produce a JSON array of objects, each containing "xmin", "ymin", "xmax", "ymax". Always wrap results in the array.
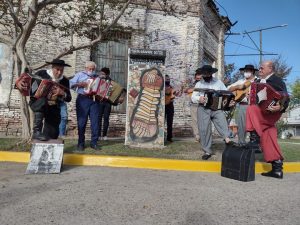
[
  {"xmin": 233, "ymin": 80, "xmax": 251, "ymax": 102},
  {"xmin": 165, "ymin": 86, "xmax": 175, "ymax": 105}
]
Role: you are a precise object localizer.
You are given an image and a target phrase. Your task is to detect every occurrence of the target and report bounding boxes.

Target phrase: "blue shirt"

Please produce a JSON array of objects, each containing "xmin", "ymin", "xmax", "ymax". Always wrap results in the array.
[{"xmin": 69, "ymin": 71, "xmax": 95, "ymax": 95}]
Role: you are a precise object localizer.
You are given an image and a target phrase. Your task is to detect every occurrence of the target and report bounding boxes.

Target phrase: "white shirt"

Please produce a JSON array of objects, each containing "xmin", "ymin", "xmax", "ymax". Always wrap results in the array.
[
  {"xmin": 227, "ymin": 77, "xmax": 257, "ymax": 103},
  {"xmin": 191, "ymin": 78, "xmax": 227, "ymax": 103},
  {"xmin": 260, "ymin": 73, "xmax": 273, "ymax": 83}
]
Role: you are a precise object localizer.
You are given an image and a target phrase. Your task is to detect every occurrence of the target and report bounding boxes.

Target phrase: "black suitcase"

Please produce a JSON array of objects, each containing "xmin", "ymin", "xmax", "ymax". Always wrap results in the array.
[{"xmin": 221, "ymin": 145, "xmax": 255, "ymax": 182}]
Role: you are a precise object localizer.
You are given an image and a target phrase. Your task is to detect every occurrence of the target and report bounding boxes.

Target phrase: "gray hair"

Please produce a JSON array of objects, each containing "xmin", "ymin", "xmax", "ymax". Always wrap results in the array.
[{"xmin": 85, "ymin": 61, "xmax": 96, "ymax": 69}]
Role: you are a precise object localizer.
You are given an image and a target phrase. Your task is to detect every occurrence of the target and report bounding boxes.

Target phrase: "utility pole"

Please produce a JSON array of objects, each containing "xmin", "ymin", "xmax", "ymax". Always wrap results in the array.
[{"xmin": 242, "ymin": 24, "xmax": 288, "ymax": 64}]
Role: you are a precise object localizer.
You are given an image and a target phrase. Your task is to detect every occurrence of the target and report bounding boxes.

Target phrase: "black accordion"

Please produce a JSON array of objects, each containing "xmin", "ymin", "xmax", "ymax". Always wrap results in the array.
[{"xmin": 203, "ymin": 89, "xmax": 234, "ymax": 111}]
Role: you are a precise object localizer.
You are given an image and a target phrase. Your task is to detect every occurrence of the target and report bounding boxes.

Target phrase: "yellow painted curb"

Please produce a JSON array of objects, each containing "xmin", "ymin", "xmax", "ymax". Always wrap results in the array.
[{"xmin": 1, "ymin": 151, "xmax": 300, "ymax": 173}]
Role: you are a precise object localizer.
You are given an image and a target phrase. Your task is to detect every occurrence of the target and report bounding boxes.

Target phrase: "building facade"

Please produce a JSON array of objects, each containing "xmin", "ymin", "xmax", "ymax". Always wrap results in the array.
[{"xmin": 0, "ymin": 0, "xmax": 231, "ymax": 137}]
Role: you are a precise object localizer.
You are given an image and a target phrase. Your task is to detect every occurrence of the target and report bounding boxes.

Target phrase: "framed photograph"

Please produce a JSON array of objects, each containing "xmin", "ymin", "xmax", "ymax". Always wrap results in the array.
[{"xmin": 26, "ymin": 143, "xmax": 64, "ymax": 174}]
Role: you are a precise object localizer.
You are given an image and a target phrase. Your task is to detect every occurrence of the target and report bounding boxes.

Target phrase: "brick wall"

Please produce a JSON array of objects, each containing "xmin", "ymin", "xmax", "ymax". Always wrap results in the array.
[{"xmin": 0, "ymin": 0, "xmax": 229, "ymax": 138}]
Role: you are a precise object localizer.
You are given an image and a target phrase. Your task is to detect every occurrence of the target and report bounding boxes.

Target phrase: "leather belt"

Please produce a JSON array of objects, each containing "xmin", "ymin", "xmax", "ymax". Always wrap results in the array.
[{"xmin": 78, "ymin": 94, "xmax": 98, "ymax": 101}]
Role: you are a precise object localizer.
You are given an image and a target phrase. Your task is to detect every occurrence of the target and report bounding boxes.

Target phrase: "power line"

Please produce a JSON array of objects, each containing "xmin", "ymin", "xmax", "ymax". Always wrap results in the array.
[
  {"xmin": 225, "ymin": 53, "xmax": 278, "ymax": 57},
  {"xmin": 226, "ymin": 40, "xmax": 273, "ymax": 53}
]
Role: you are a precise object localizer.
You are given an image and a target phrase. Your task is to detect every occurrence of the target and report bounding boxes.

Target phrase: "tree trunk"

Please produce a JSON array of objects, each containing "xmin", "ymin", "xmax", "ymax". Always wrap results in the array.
[{"xmin": 13, "ymin": 51, "xmax": 31, "ymax": 139}]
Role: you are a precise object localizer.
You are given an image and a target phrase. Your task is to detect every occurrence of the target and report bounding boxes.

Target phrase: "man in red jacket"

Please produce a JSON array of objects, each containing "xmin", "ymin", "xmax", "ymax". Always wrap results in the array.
[{"xmin": 246, "ymin": 60, "xmax": 289, "ymax": 179}]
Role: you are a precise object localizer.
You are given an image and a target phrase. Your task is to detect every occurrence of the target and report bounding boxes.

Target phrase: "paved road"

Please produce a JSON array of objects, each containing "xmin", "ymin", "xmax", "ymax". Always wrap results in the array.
[{"xmin": 0, "ymin": 162, "xmax": 299, "ymax": 225}]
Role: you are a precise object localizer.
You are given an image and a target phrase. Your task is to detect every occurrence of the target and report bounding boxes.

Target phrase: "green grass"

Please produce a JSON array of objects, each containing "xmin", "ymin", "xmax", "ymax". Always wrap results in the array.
[{"xmin": 0, "ymin": 138, "xmax": 299, "ymax": 162}]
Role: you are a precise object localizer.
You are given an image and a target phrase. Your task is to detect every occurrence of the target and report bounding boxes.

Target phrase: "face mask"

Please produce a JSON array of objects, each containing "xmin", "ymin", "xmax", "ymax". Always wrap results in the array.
[
  {"xmin": 244, "ymin": 72, "xmax": 252, "ymax": 79},
  {"xmin": 203, "ymin": 76, "xmax": 212, "ymax": 83},
  {"xmin": 165, "ymin": 81, "xmax": 170, "ymax": 86}
]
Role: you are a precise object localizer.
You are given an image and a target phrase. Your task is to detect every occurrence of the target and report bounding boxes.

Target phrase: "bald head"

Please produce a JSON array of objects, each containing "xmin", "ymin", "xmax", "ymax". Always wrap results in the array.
[{"xmin": 259, "ymin": 60, "xmax": 274, "ymax": 78}]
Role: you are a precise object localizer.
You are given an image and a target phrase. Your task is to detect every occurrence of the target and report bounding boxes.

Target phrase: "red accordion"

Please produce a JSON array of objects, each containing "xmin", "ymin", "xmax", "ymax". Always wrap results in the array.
[
  {"xmin": 15, "ymin": 73, "xmax": 66, "ymax": 100},
  {"xmin": 83, "ymin": 77, "xmax": 112, "ymax": 100},
  {"xmin": 249, "ymin": 82, "xmax": 289, "ymax": 112},
  {"xmin": 203, "ymin": 89, "xmax": 235, "ymax": 111}
]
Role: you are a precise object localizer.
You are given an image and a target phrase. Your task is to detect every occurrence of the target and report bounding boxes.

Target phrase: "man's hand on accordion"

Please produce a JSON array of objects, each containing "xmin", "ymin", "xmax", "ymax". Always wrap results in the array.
[
  {"xmin": 16, "ymin": 79, "xmax": 27, "ymax": 91},
  {"xmin": 267, "ymin": 102, "xmax": 281, "ymax": 113},
  {"xmin": 229, "ymin": 99, "xmax": 236, "ymax": 107},
  {"xmin": 52, "ymin": 86, "xmax": 65, "ymax": 97},
  {"xmin": 199, "ymin": 96, "xmax": 207, "ymax": 104}
]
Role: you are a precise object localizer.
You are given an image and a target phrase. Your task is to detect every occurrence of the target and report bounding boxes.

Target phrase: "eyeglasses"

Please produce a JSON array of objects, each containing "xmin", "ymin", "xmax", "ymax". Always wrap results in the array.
[{"xmin": 259, "ymin": 67, "xmax": 264, "ymax": 70}]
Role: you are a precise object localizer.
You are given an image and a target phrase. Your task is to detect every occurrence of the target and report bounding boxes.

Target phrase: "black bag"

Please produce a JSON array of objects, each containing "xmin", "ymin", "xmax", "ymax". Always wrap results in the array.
[{"xmin": 221, "ymin": 145, "xmax": 255, "ymax": 182}]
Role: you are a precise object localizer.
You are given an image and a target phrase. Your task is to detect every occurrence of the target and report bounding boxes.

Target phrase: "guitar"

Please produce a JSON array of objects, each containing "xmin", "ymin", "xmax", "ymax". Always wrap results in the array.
[
  {"xmin": 233, "ymin": 80, "xmax": 251, "ymax": 102},
  {"xmin": 165, "ymin": 86, "xmax": 175, "ymax": 105}
]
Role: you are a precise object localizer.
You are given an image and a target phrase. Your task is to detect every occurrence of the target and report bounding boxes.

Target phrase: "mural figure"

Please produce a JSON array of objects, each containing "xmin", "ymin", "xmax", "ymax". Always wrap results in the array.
[{"xmin": 129, "ymin": 68, "xmax": 164, "ymax": 142}]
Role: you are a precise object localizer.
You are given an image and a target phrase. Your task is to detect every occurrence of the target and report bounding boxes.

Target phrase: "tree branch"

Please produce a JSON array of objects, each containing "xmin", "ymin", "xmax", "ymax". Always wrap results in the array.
[
  {"xmin": 102, "ymin": 0, "xmax": 132, "ymax": 33},
  {"xmin": 4, "ymin": 0, "xmax": 23, "ymax": 30},
  {"xmin": 37, "ymin": 0, "xmax": 73, "ymax": 10}
]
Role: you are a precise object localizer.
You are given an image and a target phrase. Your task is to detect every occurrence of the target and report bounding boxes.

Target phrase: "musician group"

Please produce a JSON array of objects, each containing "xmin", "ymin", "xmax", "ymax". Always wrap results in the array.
[
  {"xmin": 187, "ymin": 61, "xmax": 288, "ymax": 179},
  {"xmin": 16, "ymin": 58, "xmax": 289, "ymax": 179},
  {"xmin": 16, "ymin": 59, "xmax": 125, "ymax": 152}
]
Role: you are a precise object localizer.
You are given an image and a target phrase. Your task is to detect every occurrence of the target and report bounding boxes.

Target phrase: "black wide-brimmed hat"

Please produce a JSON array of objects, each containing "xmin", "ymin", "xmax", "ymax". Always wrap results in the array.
[
  {"xmin": 46, "ymin": 59, "xmax": 71, "ymax": 67},
  {"xmin": 198, "ymin": 65, "xmax": 218, "ymax": 75},
  {"xmin": 239, "ymin": 64, "xmax": 258, "ymax": 71}
]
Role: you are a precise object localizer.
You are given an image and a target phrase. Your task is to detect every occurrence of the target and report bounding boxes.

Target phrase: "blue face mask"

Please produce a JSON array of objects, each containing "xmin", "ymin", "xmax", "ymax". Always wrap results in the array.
[{"xmin": 87, "ymin": 71, "xmax": 97, "ymax": 77}]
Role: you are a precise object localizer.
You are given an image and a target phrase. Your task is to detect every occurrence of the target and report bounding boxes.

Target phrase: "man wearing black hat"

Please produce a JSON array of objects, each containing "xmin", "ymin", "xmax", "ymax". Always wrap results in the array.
[
  {"xmin": 191, "ymin": 65, "xmax": 234, "ymax": 160},
  {"xmin": 29, "ymin": 59, "xmax": 71, "ymax": 140},
  {"xmin": 98, "ymin": 67, "xmax": 112, "ymax": 141},
  {"xmin": 228, "ymin": 64, "xmax": 258, "ymax": 145}
]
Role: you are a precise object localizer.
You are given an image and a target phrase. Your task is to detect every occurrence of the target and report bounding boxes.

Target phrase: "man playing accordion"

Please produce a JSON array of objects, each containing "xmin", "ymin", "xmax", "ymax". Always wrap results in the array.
[
  {"xmin": 70, "ymin": 61, "xmax": 101, "ymax": 151},
  {"xmin": 246, "ymin": 61, "xmax": 289, "ymax": 179},
  {"xmin": 16, "ymin": 59, "xmax": 72, "ymax": 141},
  {"xmin": 191, "ymin": 65, "xmax": 235, "ymax": 160}
]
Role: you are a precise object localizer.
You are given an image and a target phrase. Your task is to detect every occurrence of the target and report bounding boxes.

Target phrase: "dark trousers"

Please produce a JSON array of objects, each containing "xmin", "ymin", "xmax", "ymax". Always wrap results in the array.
[
  {"xmin": 76, "ymin": 95, "xmax": 100, "ymax": 147},
  {"xmin": 43, "ymin": 105, "xmax": 61, "ymax": 139},
  {"xmin": 99, "ymin": 101, "xmax": 112, "ymax": 137},
  {"xmin": 29, "ymin": 98, "xmax": 61, "ymax": 139},
  {"xmin": 165, "ymin": 102, "xmax": 174, "ymax": 140}
]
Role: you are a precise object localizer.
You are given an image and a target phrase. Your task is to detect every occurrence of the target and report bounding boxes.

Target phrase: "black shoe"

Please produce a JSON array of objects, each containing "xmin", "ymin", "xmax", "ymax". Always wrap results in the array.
[
  {"xmin": 32, "ymin": 131, "xmax": 49, "ymax": 141},
  {"xmin": 90, "ymin": 145, "xmax": 101, "ymax": 150},
  {"xmin": 225, "ymin": 140, "xmax": 236, "ymax": 146},
  {"xmin": 202, "ymin": 153, "xmax": 212, "ymax": 160},
  {"xmin": 255, "ymin": 148, "xmax": 262, "ymax": 154},
  {"xmin": 261, "ymin": 170, "xmax": 283, "ymax": 179},
  {"xmin": 74, "ymin": 145, "xmax": 84, "ymax": 153},
  {"xmin": 167, "ymin": 138, "xmax": 173, "ymax": 142}
]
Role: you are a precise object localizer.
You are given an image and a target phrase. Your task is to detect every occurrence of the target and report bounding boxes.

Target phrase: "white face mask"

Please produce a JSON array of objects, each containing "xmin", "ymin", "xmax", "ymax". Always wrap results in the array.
[
  {"xmin": 244, "ymin": 72, "xmax": 252, "ymax": 78},
  {"xmin": 87, "ymin": 70, "xmax": 97, "ymax": 77}
]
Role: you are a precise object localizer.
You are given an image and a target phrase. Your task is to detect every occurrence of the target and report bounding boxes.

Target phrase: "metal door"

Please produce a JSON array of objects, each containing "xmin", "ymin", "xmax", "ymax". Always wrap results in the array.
[{"xmin": 92, "ymin": 40, "xmax": 128, "ymax": 112}]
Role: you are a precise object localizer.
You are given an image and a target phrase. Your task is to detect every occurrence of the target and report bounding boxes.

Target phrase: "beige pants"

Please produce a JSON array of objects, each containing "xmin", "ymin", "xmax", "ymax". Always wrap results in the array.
[{"xmin": 190, "ymin": 103, "xmax": 200, "ymax": 140}]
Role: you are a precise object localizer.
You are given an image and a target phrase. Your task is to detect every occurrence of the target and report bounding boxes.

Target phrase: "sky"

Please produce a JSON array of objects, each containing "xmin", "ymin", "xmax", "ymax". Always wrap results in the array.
[{"xmin": 216, "ymin": 0, "xmax": 300, "ymax": 84}]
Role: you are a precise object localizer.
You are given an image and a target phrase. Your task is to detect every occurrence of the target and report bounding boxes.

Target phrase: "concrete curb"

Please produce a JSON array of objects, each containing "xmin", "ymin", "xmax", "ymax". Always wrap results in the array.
[{"xmin": 1, "ymin": 151, "xmax": 300, "ymax": 173}]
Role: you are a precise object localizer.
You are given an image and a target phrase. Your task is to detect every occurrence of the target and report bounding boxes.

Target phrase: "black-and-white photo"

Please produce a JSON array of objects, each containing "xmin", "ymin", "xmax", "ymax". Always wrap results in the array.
[{"xmin": 26, "ymin": 143, "xmax": 64, "ymax": 174}]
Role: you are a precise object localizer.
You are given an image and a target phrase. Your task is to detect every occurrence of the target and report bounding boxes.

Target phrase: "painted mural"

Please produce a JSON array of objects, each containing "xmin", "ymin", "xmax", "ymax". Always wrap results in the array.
[
  {"xmin": 125, "ymin": 49, "xmax": 166, "ymax": 148},
  {"xmin": 0, "ymin": 43, "xmax": 13, "ymax": 107}
]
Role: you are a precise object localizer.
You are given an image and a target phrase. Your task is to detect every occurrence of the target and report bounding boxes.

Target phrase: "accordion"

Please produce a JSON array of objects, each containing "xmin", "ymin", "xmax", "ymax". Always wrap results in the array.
[
  {"xmin": 15, "ymin": 73, "xmax": 65, "ymax": 100},
  {"xmin": 203, "ymin": 89, "xmax": 235, "ymax": 111},
  {"xmin": 249, "ymin": 82, "xmax": 289, "ymax": 112},
  {"xmin": 84, "ymin": 77, "xmax": 112, "ymax": 100},
  {"xmin": 108, "ymin": 80, "xmax": 126, "ymax": 105}
]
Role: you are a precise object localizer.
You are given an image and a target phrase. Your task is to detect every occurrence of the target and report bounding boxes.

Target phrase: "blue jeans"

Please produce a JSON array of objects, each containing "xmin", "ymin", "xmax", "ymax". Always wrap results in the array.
[
  {"xmin": 59, "ymin": 102, "xmax": 68, "ymax": 136},
  {"xmin": 76, "ymin": 95, "xmax": 100, "ymax": 147}
]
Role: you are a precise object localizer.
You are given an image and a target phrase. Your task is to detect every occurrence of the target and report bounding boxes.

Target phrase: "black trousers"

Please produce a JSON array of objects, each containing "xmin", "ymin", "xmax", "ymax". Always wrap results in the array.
[
  {"xmin": 165, "ymin": 102, "xmax": 174, "ymax": 140},
  {"xmin": 99, "ymin": 101, "xmax": 112, "ymax": 137},
  {"xmin": 29, "ymin": 98, "xmax": 61, "ymax": 139}
]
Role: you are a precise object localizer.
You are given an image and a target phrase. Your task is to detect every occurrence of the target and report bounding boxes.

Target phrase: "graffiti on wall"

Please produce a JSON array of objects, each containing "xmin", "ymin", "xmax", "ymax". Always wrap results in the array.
[{"xmin": 125, "ymin": 49, "xmax": 166, "ymax": 148}]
